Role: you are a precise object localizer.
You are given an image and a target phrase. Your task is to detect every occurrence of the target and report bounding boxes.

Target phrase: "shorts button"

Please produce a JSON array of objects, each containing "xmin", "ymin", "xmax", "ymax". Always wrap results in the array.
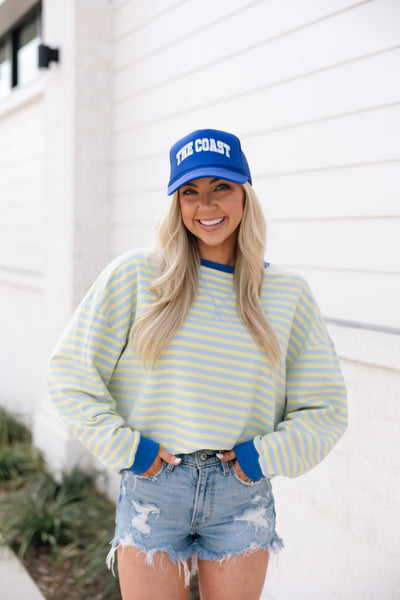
[{"xmin": 200, "ymin": 452, "xmax": 207, "ymax": 461}]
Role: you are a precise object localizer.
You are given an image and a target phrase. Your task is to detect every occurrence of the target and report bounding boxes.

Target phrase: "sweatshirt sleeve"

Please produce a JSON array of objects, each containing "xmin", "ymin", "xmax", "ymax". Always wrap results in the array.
[
  {"xmin": 241, "ymin": 280, "xmax": 348, "ymax": 480},
  {"xmin": 46, "ymin": 253, "xmax": 159, "ymax": 473}
]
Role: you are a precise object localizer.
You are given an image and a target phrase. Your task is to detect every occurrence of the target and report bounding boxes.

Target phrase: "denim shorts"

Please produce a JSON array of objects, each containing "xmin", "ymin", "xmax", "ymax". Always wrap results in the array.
[{"xmin": 107, "ymin": 450, "xmax": 283, "ymax": 584}]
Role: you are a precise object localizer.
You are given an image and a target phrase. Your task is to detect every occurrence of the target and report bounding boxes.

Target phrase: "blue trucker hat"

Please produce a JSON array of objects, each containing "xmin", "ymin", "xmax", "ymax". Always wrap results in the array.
[{"xmin": 167, "ymin": 128, "xmax": 252, "ymax": 195}]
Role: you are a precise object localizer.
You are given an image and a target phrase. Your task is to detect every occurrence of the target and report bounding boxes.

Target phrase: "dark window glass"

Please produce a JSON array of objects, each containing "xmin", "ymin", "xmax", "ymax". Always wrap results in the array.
[
  {"xmin": 0, "ymin": 38, "xmax": 11, "ymax": 99},
  {"xmin": 0, "ymin": 3, "xmax": 41, "ymax": 99},
  {"xmin": 16, "ymin": 9, "xmax": 41, "ymax": 87}
]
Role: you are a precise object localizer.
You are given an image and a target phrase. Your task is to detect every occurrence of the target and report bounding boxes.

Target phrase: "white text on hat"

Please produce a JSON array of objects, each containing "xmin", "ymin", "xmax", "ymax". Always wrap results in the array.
[{"xmin": 176, "ymin": 137, "xmax": 231, "ymax": 166}]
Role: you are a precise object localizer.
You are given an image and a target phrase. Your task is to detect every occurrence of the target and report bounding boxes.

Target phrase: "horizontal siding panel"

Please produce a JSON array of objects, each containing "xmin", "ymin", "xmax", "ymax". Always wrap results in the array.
[
  {"xmin": 113, "ymin": 0, "xmax": 399, "ymax": 119},
  {"xmin": 267, "ymin": 218, "xmax": 400, "ymax": 272},
  {"xmin": 0, "ymin": 226, "xmax": 43, "ymax": 248},
  {"xmin": 245, "ymin": 105, "xmax": 400, "ymax": 175},
  {"xmin": 112, "ymin": 47, "xmax": 400, "ymax": 162},
  {"xmin": 0, "ymin": 101, "xmax": 43, "ymax": 140},
  {"xmin": 0, "ymin": 247, "xmax": 43, "ymax": 273},
  {"xmin": 0, "ymin": 204, "xmax": 42, "ymax": 227},
  {"xmin": 258, "ymin": 162, "xmax": 400, "ymax": 220},
  {"xmin": 113, "ymin": 0, "xmax": 186, "ymax": 39},
  {"xmin": 0, "ymin": 271, "xmax": 42, "ymax": 291},
  {"xmin": 0, "ymin": 136, "xmax": 44, "ymax": 169},
  {"xmin": 111, "ymin": 156, "xmax": 167, "ymax": 195},
  {"xmin": 114, "ymin": 0, "xmax": 378, "ymax": 98},
  {"xmin": 0, "ymin": 162, "xmax": 43, "ymax": 189},
  {"xmin": 0, "ymin": 185, "xmax": 43, "ymax": 209},
  {"xmin": 0, "ymin": 94, "xmax": 44, "ymax": 277},
  {"xmin": 112, "ymin": 190, "xmax": 168, "ymax": 223},
  {"xmin": 289, "ymin": 267, "xmax": 400, "ymax": 329},
  {"xmin": 111, "ymin": 223, "xmax": 154, "ymax": 257},
  {"xmin": 114, "ymin": 0, "xmax": 260, "ymax": 69}
]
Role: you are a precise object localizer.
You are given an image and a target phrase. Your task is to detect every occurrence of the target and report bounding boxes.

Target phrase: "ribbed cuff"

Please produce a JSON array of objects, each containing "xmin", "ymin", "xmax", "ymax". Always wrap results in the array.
[
  {"xmin": 125, "ymin": 435, "xmax": 159, "ymax": 475},
  {"xmin": 234, "ymin": 439, "xmax": 264, "ymax": 481}
]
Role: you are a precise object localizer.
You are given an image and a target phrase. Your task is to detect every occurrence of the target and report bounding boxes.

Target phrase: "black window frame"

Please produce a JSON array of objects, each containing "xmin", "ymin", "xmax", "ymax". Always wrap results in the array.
[{"xmin": 0, "ymin": 2, "xmax": 42, "ymax": 94}]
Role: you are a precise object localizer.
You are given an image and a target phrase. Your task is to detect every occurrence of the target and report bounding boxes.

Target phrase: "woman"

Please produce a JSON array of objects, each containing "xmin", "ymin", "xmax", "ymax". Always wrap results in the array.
[{"xmin": 47, "ymin": 128, "xmax": 347, "ymax": 600}]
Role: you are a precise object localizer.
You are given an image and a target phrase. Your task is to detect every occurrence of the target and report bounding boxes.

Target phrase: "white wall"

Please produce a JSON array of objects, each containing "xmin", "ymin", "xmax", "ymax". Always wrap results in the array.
[
  {"xmin": 36, "ymin": 0, "xmax": 114, "ymax": 475},
  {"xmin": 110, "ymin": 0, "xmax": 400, "ymax": 331},
  {"xmin": 262, "ymin": 337, "xmax": 400, "ymax": 600},
  {"xmin": 0, "ymin": 75, "xmax": 45, "ymax": 419}
]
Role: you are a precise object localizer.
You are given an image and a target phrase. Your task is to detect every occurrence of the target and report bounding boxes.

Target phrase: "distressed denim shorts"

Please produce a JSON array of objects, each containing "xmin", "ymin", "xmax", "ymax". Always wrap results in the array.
[{"xmin": 107, "ymin": 450, "xmax": 283, "ymax": 584}]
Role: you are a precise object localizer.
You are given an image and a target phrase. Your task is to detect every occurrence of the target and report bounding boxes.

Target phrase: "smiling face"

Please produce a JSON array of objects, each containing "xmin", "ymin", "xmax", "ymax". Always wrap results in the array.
[{"xmin": 178, "ymin": 177, "xmax": 244, "ymax": 266}]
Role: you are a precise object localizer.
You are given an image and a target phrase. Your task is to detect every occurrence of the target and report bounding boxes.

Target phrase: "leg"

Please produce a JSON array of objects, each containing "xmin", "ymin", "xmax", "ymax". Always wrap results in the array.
[
  {"xmin": 197, "ymin": 549, "xmax": 269, "ymax": 600},
  {"xmin": 117, "ymin": 547, "xmax": 190, "ymax": 600}
]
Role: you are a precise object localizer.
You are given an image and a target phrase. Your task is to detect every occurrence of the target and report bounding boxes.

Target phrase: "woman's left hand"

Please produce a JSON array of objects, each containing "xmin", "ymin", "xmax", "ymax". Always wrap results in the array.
[{"xmin": 217, "ymin": 450, "xmax": 254, "ymax": 483}]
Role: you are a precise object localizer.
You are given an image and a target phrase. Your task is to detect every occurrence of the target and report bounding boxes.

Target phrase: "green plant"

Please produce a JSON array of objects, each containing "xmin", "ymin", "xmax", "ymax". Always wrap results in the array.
[
  {"xmin": 0, "ymin": 443, "xmax": 44, "ymax": 482},
  {"xmin": 30, "ymin": 466, "xmax": 99, "ymax": 504},
  {"xmin": 73, "ymin": 527, "xmax": 120, "ymax": 598},
  {"xmin": 57, "ymin": 465, "xmax": 100, "ymax": 500},
  {"xmin": 0, "ymin": 478, "xmax": 83, "ymax": 559},
  {"xmin": 0, "ymin": 408, "xmax": 31, "ymax": 447},
  {"xmin": 0, "ymin": 407, "xmax": 123, "ymax": 597}
]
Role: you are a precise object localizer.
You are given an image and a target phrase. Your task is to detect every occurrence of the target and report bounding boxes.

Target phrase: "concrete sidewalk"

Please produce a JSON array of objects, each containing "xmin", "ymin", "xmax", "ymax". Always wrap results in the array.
[{"xmin": 0, "ymin": 546, "xmax": 46, "ymax": 600}]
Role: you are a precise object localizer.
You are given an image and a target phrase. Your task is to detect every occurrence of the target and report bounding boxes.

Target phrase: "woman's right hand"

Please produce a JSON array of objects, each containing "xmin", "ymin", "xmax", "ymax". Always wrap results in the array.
[{"xmin": 139, "ymin": 446, "xmax": 181, "ymax": 476}]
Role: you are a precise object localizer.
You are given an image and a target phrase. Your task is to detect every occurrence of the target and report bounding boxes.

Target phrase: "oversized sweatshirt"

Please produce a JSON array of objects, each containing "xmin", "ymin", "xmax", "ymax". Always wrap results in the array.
[{"xmin": 47, "ymin": 248, "xmax": 347, "ymax": 480}]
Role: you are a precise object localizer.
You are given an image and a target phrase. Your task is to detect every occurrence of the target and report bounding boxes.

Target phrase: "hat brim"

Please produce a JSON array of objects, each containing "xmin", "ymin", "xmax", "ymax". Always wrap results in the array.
[{"xmin": 167, "ymin": 167, "xmax": 249, "ymax": 195}]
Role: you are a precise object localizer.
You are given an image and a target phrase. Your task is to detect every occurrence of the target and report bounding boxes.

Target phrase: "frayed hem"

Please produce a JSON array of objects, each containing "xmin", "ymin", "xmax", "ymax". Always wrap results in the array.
[
  {"xmin": 194, "ymin": 535, "xmax": 284, "ymax": 564},
  {"xmin": 106, "ymin": 540, "xmax": 195, "ymax": 587},
  {"xmin": 106, "ymin": 536, "xmax": 284, "ymax": 587}
]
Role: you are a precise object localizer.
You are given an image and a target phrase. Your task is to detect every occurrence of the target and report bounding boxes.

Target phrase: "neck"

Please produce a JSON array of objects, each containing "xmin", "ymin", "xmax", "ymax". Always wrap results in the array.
[
  {"xmin": 199, "ymin": 247, "xmax": 236, "ymax": 267},
  {"xmin": 198, "ymin": 239, "xmax": 237, "ymax": 267}
]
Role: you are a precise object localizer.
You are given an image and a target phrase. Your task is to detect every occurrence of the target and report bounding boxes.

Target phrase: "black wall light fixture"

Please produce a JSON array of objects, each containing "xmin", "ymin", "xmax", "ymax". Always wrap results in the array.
[{"xmin": 38, "ymin": 44, "xmax": 60, "ymax": 68}]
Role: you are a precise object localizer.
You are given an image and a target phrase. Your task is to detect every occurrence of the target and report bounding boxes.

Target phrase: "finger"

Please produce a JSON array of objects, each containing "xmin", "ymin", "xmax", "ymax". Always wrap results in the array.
[
  {"xmin": 158, "ymin": 446, "xmax": 181, "ymax": 465},
  {"xmin": 216, "ymin": 450, "xmax": 236, "ymax": 461}
]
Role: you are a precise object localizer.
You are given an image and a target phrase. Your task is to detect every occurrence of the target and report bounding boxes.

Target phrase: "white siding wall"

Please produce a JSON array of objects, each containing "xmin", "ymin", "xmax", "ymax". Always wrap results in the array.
[
  {"xmin": 0, "ymin": 89, "xmax": 44, "ymax": 281},
  {"xmin": 111, "ymin": 0, "xmax": 400, "ymax": 331},
  {"xmin": 0, "ymin": 80, "xmax": 45, "ymax": 416}
]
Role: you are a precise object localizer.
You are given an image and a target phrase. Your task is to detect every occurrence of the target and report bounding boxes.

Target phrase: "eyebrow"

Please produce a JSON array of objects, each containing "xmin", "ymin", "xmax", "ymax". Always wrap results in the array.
[{"xmin": 183, "ymin": 178, "xmax": 221, "ymax": 187}]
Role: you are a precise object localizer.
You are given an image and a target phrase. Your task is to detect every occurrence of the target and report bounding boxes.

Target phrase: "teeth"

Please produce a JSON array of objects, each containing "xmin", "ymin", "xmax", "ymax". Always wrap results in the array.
[{"xmin": 199, "ymin": 217, "xmax": 224, "ymax": 226}]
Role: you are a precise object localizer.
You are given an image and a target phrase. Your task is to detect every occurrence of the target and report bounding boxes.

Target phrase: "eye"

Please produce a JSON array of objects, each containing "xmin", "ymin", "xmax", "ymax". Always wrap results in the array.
[
  {"xmin": 181, "ymin": 187, "xmax": 197, "ymax": 196},
  {"xmin": 215, "ymin": 182, "xmax": 230, "ymax": 191}
]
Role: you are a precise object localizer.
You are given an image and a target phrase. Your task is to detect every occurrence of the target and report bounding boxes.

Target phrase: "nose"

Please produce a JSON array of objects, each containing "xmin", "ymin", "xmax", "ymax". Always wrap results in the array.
[{"xmin": 197, "ymin": 190, "xmax": 214, "ymax": 209}]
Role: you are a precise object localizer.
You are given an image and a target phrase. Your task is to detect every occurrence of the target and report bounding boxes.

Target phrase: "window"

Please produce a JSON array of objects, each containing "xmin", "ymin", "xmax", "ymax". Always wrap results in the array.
[
  {"xmin": 0, "ymin": 3, "xmax": 41, "ymax": 98},
  {"xmin": 0, "ymin": 38, "xmax": 11, "ymax": 99}
]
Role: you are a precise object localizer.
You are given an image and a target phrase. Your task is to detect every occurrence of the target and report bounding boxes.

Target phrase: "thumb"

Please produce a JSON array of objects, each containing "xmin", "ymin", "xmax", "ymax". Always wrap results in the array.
[
  {"xmin": 217, "ymin": 450, "xmax": 236, "ymax": 462},
  {"xmin": 158, "ymin": 446, "xmax": 181, "ymax": 465}
]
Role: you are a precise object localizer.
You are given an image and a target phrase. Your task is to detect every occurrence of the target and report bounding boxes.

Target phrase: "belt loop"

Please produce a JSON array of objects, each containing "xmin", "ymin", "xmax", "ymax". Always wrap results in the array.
[{"xmin": 221, "ymin": 460, "xmax": 230, "ymax": 476}]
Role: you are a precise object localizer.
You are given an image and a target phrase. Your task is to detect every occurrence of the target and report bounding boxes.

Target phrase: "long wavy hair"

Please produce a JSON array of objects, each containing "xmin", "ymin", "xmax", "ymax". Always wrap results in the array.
[{"xmin": 130, "ymin": 182, "xmax": 281, "ymax": 368}]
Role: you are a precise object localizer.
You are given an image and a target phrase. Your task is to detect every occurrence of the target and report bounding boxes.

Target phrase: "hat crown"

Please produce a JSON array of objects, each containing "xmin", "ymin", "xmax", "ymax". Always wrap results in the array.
[{"xmin": 168, "ymin": 129, "xmax": 251, "ymax": 195}]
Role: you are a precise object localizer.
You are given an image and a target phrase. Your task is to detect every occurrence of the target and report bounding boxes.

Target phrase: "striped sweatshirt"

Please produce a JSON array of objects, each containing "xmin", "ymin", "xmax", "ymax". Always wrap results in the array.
[{"xmin": 47, "ymin": 248, "xmax": 347, "ymax": 480}]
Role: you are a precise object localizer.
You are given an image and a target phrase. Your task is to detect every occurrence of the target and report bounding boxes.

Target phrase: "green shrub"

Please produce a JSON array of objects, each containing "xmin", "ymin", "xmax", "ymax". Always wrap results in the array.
[
  {"xmin": 0, "ymin": 443, "xmax": 44, "ymax": 482},
  {"xmin": 73, "ymin": 527, "xmax": 120, "ymax": 598},
  {"xmin": 0, "ymin": 476, "xmax": 83, "ymax": 559},
  {"xmin": 30, "ymin": 467, "xmax": 99, "ymax": 504},
  {"xmin": 56, "ymin": 465, "xmax": 100, "ymax": 500},
  {"xmin": 0, "ymin": 408, "xmax": 31, "ymax": 447}
]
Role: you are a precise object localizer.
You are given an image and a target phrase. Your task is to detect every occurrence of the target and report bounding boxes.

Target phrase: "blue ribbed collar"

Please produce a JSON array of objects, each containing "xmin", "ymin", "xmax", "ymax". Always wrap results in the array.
[{"xmin": 200, "ymin": 259, "xmax": 234, "ymax": 274}]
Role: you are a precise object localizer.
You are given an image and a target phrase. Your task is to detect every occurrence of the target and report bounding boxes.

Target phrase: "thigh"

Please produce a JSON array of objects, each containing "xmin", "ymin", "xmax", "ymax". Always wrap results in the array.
[
  {"xmin": 118, "ymin": 547, "xmax": 190, "ymax": 600},
  {"xmin": 197, "ymin": 549, "xmax": 269, "ymax": 600}
]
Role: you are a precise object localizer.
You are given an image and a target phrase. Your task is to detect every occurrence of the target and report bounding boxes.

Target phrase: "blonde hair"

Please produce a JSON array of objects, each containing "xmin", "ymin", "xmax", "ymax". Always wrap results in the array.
[{"xmin": 130, "ymin": 182, "xmax": 281, "ymax": 368}]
